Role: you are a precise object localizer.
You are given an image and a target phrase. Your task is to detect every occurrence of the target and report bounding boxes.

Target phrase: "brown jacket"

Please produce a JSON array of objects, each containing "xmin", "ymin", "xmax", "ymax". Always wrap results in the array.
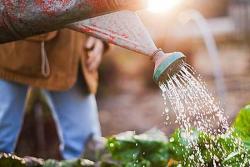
[{"xmin": 0, "ymin": 29, "xmax": 98, "ymax": 93}]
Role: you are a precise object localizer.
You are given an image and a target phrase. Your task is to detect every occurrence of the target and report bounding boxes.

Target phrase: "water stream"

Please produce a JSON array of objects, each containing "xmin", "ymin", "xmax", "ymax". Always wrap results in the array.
[
  {"xmin": 159, "ymin": 62, "xmax": 228, "ymax": 165},
  {"xmin": 159, "ymin": 62, "xmax": 250, "ymax": 166},
  {"xmin": 160, "ymin": 61, "xmax": 228, "ymax": 134}
]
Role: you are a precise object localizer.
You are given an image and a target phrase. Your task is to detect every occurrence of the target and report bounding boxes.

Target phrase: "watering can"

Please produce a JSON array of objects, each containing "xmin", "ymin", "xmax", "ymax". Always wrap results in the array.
[{"xmin": 0, "ymin": 0, "xmax": 185, "ymax": 83}]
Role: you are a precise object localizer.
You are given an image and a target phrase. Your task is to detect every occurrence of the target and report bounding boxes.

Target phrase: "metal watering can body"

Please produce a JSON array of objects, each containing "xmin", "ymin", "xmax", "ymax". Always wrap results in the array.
[{"xmin": 0, "ymin": 0, "xmax": 146, "ymax": 43}]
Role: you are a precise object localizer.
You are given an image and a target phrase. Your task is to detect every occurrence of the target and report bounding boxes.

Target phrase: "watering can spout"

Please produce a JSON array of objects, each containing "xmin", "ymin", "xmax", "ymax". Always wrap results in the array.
[
  {"xmin": 69, "ymin": 10, "xmax": 186, "ymax": 84},
  {"xmin": 0, "ymin": 0, "xmax": 147, "ymax": 43},
  {"xmin": 152, "ymin": 50, "xmax": 186, "ymax": 83}
]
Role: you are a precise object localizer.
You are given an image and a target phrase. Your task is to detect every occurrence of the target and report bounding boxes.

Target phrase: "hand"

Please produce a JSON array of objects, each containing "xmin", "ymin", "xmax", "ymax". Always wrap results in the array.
[{"xmin": 85, "ymin": 36, "xmax": 104, "ymax": 72}]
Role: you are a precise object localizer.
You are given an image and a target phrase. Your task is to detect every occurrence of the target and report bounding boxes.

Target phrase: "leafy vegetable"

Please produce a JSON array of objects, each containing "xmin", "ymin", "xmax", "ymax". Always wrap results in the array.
[
  {"xmin": 0, "ymin": 153, "xmax": 94, "ymax": 167},
  {"xmin": 105, "ymin": 103, "xmax": 250, "ymax": 167},
  {"xmin": 105, "ymin": 104, "xmax": 250, "ymax": 167},
  {"xmin": 43, "ymin": 159, "xmax": 94, "ymax": 167},
  {"xmin": 166, "ymin": 104, "xmax": 250, "ymax": 166},
  {"xmin": 167, "ymin": 129, "xmax": 250, "ymax": 166},
  {"xmin": 232, "ymin": 104, "xmax": 250, "ymax": 148},
  {"xmin": 106, "ymin": 129, "xmax": 169, "ymax": 167}
]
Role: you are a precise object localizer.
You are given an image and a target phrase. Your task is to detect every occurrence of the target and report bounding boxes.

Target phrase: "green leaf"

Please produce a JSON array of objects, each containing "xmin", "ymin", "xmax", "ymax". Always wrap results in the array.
[
  {"xmin": 106, "ymin": 129, "xmax": 169, "ymax": 167},
  {"xmin": 43, "ymin": 159, "xmax": 59, "ymax": 167},
  {"xmin": 0, "ymin": 153, "xmax": 94, "ymax": 167},
  {"xmin": 232, "ymin": 104, "xmax": 250, "ymax": 148},
  {"xmin": 167, "ymin": 128, "xmax": 250, "ymax": 166},
  {"xmin": 43, "ymin": 159, "xmax": 94, "ymax": 167},
  {"xmin": 167, "ymin": 129, "xmax": 197, "ymax": 161}
]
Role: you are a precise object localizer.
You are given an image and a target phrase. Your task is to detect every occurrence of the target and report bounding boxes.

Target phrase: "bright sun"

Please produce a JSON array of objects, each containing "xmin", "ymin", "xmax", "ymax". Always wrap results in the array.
[{"xmin": 147, "ymin": 0, "xmax": 183, "ymax": 13}]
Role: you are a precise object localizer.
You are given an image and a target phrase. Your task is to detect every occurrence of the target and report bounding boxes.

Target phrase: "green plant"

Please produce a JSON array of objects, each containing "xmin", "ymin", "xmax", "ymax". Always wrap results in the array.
[
  {"xmin": 167, "ymin": 128, "xmax": 250, "ymax": 166},
  {"xmin": 0, "ymin": 153, "xmax": 94, "ymax": 167},
  {"xmin": 232, "ymin": 104, "xmax": 250, "ymax": 149},
  {"xmin": 105, "ymin": 104, "xmax": 250, "ymax": 167},
  {"xmin": 106, "ymin": 129, "xmax": 169, "ymax": 167}
]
